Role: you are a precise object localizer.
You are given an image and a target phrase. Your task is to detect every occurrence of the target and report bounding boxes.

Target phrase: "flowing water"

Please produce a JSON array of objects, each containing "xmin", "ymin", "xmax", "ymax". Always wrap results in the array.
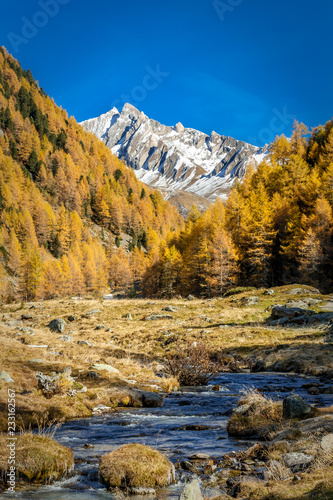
[{"xmin": 7, "ymin": 373, "xmax": 333, "ymax": 499}]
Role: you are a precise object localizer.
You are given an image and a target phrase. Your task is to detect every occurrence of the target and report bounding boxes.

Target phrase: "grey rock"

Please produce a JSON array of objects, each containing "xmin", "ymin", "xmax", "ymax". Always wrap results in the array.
[
  {"xmin": 140, "ymin": 390, "xmax": 164, "ymax": 408},
  {"xmin": 94, "ymin": 324, "xmax": 106, "ymax": 330},
  {"xmin": 287, "ymin": 287, "xmax": 320, "ymax": 295},
  {"xmin": 284, "ymin": 300, "xmax": 309, "ymax": 309},
  {"xmin": 124, "ymin": 314, "xmax": 133, "ymax": 320},
  {"xmin": 0, "ymin": 371, "xmax": 14, "ymax": 382},
  {"xmin": 283, "ymin": 394, "xmax": 312, "ymax": 419},
  {"xmin": 28, "ymin": 359, "xmax": 44, "ymax": 364},
  {"xmin": 128, "ymin": 487, "xmax": 156, "ymax": 495},
  {"xmin": 268, "ymin": 306, "xmax": 314, "ymax": 322},
  {"xmin": 36, "ymin": 367, "xmax": 72, "ymax": 397},
  {"xmin": 90, "ymin": 363, "xmax": 120, "ymax": 374},
  {"xmin": 8, "ymin": 320, "xmax": 23, "ymax": 328},
  {"xmin": 85, "ymin": 309, "xmax": 101, "ymax": 316},
  {"xmin": 179, "ymin": 479, "xmax": 203, "ymax": 500},
  {"xmin": 268, "ymin": 317, "xmax": 290, "ymax": 326},
  {"xmin": 48, "ymin": 318, "xmax": 67, "ymax": 333},
  {"xmin": 282, "ymin": 452, "xmax": 313, "ymax": 471},
  {"xmin": 17, "ymin": 327, "xmax": 35, "ymax": 335},
  {"xmin": 163, "ymin": 306, "xmax": 180, "ymax": 312},
  {"xmin": 21, "ymin": 314, "xmax": 33, "ymax": 320},
  {"xmin": 266, "ymin": 289, "xmax": 274, "ymax": 295},
  {"xmin": 240, "ymin": 296, "xmax": 259, "ymax": 306},
  {"xmin": 321, "ymin": 433, "xmax": 333, "ymax": 453},
  {"xmin": 187, "ymin": 295, "xmax": 195, "ymax": 301},
  {"xmin": 77, "ymin": 340, "xmax": 94, "ymax": 346},
  {"xmin": 145, "ymin": 314, "xmax": 173, "ymax": 320},
  {"xmin": 60, "ymin": 335, "xmax": 73, "ymax": 343}
]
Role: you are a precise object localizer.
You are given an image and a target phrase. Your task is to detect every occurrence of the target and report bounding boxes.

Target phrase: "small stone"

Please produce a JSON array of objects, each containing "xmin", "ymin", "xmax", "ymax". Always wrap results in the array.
[
  {"xmin": 266, "ymin": 289, "xmax": 274, "ymax": 295},
  {"xmin": 0, "ymin": 371, "xmax": 14, "ymax": 382},
  {"xmin": 144, "ymin": 314, "xmax": 173, "ymax": 321},
  {"xmin": 283, "ymin": 452, "xmax": 313, "ymax": 471},
  {"xmin": 189, "ymin": 453, "xmax": 211, "ymax": 460},
  {"xmin": 67, "ymin": 315, "xmax": 76, "ymax": 322},
  {"xmin": 48, "ymin": 318, "xmax": 67, "ymax": 333},
  {"xmin": 240, "ymin": 296, "xmax": 259, "ymax": 306},
  {"xmin": 94, "ymin": 324, "xmax": 106, "ymax": 330},
  {"xmin": 212, "ymin": 384, "xmax": 220, "ymax": 392},
  {"xmin": 83, "ymin": 443, "xmax": 94, "ymax": 449},
  {"xmin": 163, "ymin": 306, "xmax": 180, "ymax": 312},
  {"xmin": 85, "ymin": 309, "xmax": 101, "ymax": 316},
  {"xmin": 321, "ymin": 433, "xmax": 333, "ymax": 453},
  {"xmin": 125, "ymin": 314, "xmax": 133, "ymax": 320},
  {"xmin": 205, "ymin": 317, "xmax": 212, "ymax": 322},
  {"xmin": 60, "ymin": 335, "xmax": 73, "ymax": 343},
  {"xmin": 21, "ymin": 314, "xmax": 33, "ymax": 320},
  {"xmin": 181, "ymin": 460, "xmax": 198, "ymax": 473},
  {"xmin": 187, "ymin": 295, "xmax": 195, "ymax": 301},
  {"xmin": 77, "ymin": 340, "xmax": 94, "ymax": 346},
  {"xmin": 90, "ymin": 363, "xmax": 120, "ymax": 374}
]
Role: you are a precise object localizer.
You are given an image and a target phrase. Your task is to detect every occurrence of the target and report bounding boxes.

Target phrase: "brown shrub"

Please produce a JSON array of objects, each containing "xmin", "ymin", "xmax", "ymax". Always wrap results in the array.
[{"xmin": 165, "ymin": 342, "xmax": 223, "ymax": 385}]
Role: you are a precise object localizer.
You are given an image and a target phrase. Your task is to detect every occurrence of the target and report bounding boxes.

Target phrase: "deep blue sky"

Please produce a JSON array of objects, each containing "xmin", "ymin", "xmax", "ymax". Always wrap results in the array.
[{"xmin": 1, "ymin": 0, "xmax": 332, "ymax": 145}]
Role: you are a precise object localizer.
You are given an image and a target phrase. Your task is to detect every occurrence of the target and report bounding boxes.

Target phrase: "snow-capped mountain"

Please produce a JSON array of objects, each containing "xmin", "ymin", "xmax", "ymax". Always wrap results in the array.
[{"xmin": 81, "ymin": 103, "xmax": 267, "ymax": 208}]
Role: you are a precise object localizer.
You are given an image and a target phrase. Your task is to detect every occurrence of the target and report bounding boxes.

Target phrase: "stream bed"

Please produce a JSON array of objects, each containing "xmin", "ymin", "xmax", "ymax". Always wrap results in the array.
[{"xmin": 9, "ymin": 372, "xmax": 333, "ymax": 499}]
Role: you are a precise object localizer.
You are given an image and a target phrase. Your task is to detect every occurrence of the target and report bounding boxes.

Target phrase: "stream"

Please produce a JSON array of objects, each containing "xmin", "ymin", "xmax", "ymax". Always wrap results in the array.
[{"xmin": 8, "ymin": 373, "xmax": 333, "ymax": 499}]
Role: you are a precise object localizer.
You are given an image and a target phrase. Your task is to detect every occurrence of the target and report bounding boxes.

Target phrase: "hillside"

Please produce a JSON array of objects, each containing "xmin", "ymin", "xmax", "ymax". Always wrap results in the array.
[
  {"xmin": 0, "ymin": 47, "xmax": 183, "ymax": 302},
  {"xmin": 81, "ymin": 104, "xmax": 267, "ymax": 211}
]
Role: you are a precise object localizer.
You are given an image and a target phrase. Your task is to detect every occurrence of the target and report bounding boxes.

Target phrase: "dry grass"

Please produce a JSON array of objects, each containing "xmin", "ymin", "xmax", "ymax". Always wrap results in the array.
[
  {"xmin": 99, "ymin": 444, "xmax": 174, "ymax": 490},
  {"xmin": 227, "ymin": 388, "xmax": 283, "ymax": 438},
  {"xmin": 0, "ymin": 285, "xmax": 332, "ymax": 431},
  {"xmin": 0, "ymin": 432, "xmax": 74, "ymax": 484}
]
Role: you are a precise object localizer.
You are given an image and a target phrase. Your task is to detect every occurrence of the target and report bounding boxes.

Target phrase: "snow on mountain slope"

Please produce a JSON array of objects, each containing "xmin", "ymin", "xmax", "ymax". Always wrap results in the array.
[{"xmin": 81, "ymin": 103, "xmax": 267, "ymax": 203}]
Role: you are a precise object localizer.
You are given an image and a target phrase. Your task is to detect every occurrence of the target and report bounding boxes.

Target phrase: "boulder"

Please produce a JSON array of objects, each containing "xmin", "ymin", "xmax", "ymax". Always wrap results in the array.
[
  {"xmin": 109, "ymin": 387, "xmax": 163, "ymax": 408},
  {"xmin": 321, "ymin": 433, "xmax": 333, "ymax": 453},
  {"xmin": 179, "ymin": 479, "xmax": 203, "ymax": 500},
  {"xmin": 36, "ymin": 367, "xmax": 73, "ymax": 397},
  {"xmin": 91, "ymin": 363, "xmax": 120, "ymax": 374},
  {"xmin": 283, "ymin": 394, "xmax": 312, "ymax": 419},
  {"xmin": 282, "ymin": 452, "xmax": 313, "ymax": 472},
  {"xmin": 48, "ymin": 318, "xmax": 67, "ymax": 333},
  {"xmin": 0, "ymin": 371, "xmax": 14, "ymax": 382},
  {"xmin": 269, "ymin": 306, "xmax": 314, "ymax": 321}
]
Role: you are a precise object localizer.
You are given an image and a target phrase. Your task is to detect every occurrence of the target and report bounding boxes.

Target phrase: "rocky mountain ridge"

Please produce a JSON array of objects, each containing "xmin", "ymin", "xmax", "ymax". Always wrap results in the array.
[{"xmin": 81, "ymin": 104, "xmax": 267, "ymax": 210}]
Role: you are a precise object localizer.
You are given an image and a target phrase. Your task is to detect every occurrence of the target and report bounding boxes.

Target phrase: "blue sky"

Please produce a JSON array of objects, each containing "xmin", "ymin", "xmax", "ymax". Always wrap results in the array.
[{"xmin": 1, "ymin": 0, "xmax": 332, "ymax": 146}]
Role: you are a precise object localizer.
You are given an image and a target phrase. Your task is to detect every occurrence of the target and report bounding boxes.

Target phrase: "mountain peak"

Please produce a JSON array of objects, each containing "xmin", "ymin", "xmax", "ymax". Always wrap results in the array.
[{"xmin": 81, "ymin": 107, "xmax": 267, "ymax": 203}]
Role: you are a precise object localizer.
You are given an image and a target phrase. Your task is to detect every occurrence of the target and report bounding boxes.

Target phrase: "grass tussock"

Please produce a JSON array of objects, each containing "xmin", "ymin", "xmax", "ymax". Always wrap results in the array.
[
  {"xmin": 0, "ymin": 432, "xmax": 73, "ymax": 484},
  {"xmin": 99, "ymin": 444, "xmax": 174, "ymax": 490},
  {"xmin": 227, "ymin": 388, "xmax": 283, "ymax": 438}
]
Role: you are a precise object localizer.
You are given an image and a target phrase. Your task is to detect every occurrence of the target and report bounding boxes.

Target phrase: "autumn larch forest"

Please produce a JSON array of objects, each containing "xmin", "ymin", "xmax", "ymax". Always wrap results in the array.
[{"xmin": 0, "ymin": 46, "xmax": 333, "ymax": 302}]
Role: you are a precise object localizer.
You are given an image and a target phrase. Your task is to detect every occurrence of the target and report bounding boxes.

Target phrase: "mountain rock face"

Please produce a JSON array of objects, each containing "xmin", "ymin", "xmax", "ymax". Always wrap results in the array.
[{"xmin": 81, "ymin": 104, "xmax": 267, "ymax": 208}]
